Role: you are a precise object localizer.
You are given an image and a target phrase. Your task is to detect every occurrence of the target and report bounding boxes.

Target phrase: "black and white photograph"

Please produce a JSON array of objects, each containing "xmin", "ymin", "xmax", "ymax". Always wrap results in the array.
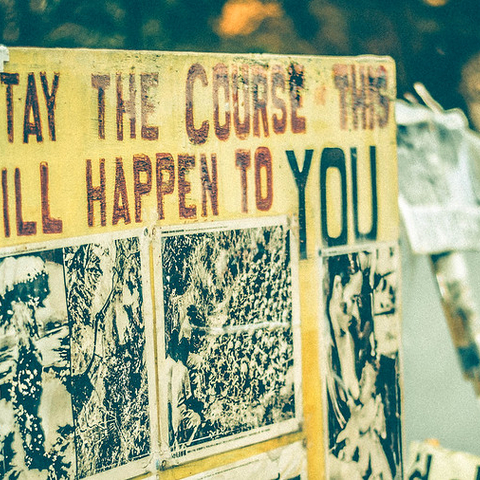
[
  {"xmin": 321, "ymin": 244, "xmax": 402, "ymax": 480},
  {"xmin": 0, "ymin": 232, "xmax": 153, "ymax": 479},
  {"xmin": 155, "ymin": 217, "xmax": 302, "ymax": 462}
]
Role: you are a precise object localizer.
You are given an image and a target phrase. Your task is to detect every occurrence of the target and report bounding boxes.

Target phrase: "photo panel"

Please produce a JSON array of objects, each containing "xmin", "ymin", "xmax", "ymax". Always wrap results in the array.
[
  {"xmin": 154, "ymin": 217, "xmax": 302, "ymax": 464},
  {"xmin": 320, "ymin": 243, "xmax": 402, "ymax": 480},
  {"xmin": 0, "ymin": 231, "xmax": 155, "ymax": 479}
]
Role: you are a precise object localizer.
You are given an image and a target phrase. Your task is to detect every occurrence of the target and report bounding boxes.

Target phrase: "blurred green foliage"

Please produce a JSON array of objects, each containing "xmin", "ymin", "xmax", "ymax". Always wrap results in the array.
[{"xmin": 1, "ymin": 0, "xmax": 479, "ymax": 109}]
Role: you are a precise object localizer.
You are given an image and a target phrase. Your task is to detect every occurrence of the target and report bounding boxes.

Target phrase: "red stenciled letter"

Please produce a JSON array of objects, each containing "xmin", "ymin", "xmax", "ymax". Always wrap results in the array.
[
  {"xmin": 86, "ymin": 159, "xmax": 106, "ymax": 227},
  {"xmin": 232, "ymin": 64, "xmax": 250, "ymax": 139},
  {"xmin": 91, "ymin": 74, "xmax": 111, "ymax": 139},
  {"xmin": 272, "ymin": 65, "xmax": 287, "ymax": 134},
  {"xmin": 255, "ymin": 147, "xmax": 273, "ymax": 211},
  {"xmin": 23, "ymin": 73, "xmax": 43, "ymax": 143},
  {"xmin": 333, "ymin": 64, "xmax": 349, "ymax": 130},
  {"xmin": 178, "ymin": 154, "xmax": 197, "ymax": 219},
  {"xmin": 289, "ymin": 63, "xmax": 306, "ymax": 134},
  {"xmin": 186, "ymin": 64, "xmax": 209, "ymax": 144},
  {"xmin": 40, "ymin": 162, "xmax": 62, "ymax": 234},
  {"xmin": 133, "ymin": 154, "xmax": 152, "ymax": 222},
  {"xmin": 156, "ymin": 153, "xmax": 175, "ymax": 220},
  {"xmin": 252, "ymin": 66, "xmax": 269, "ymax": 137},
  {"xmin": 1, "ymin": 73, "xmax": 19, "ymax": 143},
  {"xmin": 15, "ymin": 168, "xmax": 36, "ymax": 236},
  {"xmin": 112, "ymin": 157, "xmax": 131, "ymax": 225},
  {"xmin": 200, "ymin": 153, "xmax": 218, "ymax": 217},
  {"xmin": 213, "ymin": 63, "xmax": 230, "ymax": 141},
  {"xmin": 2, "ymin": 169, "xmax": 10, "ymax": 237},
  {"xmin": 235, "ymin": 149, "xmax": 251, "ymax": 213},
  {"xmin": 40, "ymin": 72, "xmax": 60, "ymax": 141},
  {"xmin": 141, "ymin": 73, "xmax": 159, "ymax": 140}
]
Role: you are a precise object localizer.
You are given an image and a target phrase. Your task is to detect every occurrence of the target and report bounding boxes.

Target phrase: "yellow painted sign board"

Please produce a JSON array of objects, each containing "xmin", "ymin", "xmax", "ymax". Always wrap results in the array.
[{"xmin": 0, "ymin": 48, "xmax": 399, "ymax": 479}]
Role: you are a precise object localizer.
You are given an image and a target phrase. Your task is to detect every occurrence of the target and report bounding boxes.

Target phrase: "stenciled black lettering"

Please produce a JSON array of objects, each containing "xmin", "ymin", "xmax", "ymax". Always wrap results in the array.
[
  {"xmin": 351, "ymin": 145, "xmax": 377, "ymax": 242},
  {"xmin": 286, "ymin": 149, "xmax": 313, "ymax": 259},
  {"xmin": 320, "ymin": 148, "xmax": 347, "ymax": 247}
]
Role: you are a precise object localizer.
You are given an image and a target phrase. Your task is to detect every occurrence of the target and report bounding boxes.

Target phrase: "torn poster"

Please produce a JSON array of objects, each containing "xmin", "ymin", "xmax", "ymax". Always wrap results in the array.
[{"xmin": 184, "ymin": 440, "xmax": 307, "ymax": 479}]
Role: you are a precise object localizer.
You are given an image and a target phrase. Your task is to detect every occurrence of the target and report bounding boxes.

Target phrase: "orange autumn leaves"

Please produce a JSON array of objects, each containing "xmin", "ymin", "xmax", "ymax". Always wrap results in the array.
[{"xmin": 217, "ymin": 0, "xmax": 282, "ymax": 37}]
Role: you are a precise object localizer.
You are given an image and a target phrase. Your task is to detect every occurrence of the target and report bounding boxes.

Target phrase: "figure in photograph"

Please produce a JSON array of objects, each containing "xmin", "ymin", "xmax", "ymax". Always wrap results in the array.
[
  {"xmin": 64, "ymin": 237, "xmax": 151, "ymax": 477},
  {"xmin": 0, "ymin": 251, "xmax": 74, "ymax": 479},
  {"xmin": 335, "ymin": 360, "xmax": 392, "ymax": 479},
  {"xmin": 165, "ymin": 328, "xmax": 202, "ymax": 449},
  {"xmin": 324, "ymin": 248, "xmax": 402, "ymax": 479}
]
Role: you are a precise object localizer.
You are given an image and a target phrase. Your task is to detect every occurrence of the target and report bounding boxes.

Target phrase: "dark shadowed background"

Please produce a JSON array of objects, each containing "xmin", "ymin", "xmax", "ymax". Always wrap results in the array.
[{"xmin": 2, "ymin": 0, "xmax": 480, "ymax": 115}]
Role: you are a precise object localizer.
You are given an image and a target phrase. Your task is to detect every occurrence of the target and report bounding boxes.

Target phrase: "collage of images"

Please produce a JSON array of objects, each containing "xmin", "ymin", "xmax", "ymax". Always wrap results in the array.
[{"xmin": 0, "ymin": 217, "xmax": 401, "ymax": 479}]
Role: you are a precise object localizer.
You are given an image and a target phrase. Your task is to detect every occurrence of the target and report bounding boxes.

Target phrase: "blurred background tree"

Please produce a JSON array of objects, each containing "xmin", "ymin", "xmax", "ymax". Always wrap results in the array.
[{"xmin": 1, "ymin": 0, "xmax": 480, "ymax": 112}]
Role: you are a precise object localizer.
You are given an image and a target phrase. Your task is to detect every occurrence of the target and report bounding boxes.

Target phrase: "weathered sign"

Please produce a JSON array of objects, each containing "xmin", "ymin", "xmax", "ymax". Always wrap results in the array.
[{"xmin": 0, "ymin": 48, "xmax": 399, "ymax": 479}]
